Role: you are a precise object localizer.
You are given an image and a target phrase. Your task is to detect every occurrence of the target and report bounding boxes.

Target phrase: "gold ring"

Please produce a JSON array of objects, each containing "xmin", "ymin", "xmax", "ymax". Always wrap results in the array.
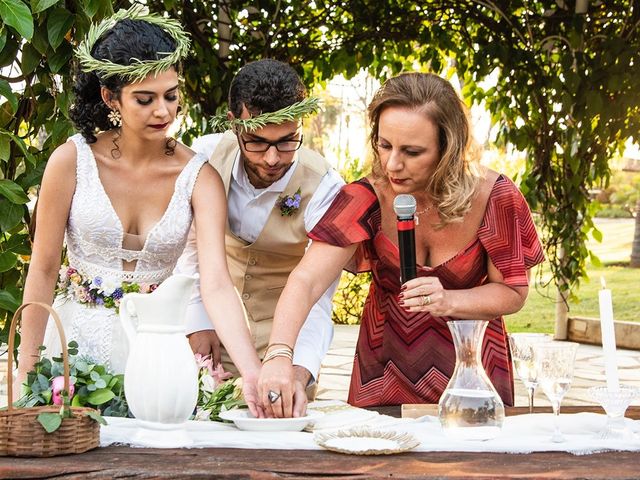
[{"xmin": 421, "ymin": 295, "xmax": 431, "ymax": 306}]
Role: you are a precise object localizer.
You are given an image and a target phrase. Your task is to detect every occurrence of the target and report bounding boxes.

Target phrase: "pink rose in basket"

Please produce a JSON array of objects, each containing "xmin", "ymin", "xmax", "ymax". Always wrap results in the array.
[{"xmin": 52, "ymin": 376, "xmax": 75, "ymax": 405}]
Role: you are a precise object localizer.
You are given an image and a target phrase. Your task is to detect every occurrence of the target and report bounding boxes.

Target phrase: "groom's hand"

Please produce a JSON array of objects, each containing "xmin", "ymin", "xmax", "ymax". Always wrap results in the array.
[
  {"xmin": 187, "ymin": 330, "xmax": 221, "ymax": 366},
  {"xmin": 292, "ymin": 366, "xmax": 311, "ymax": 418}
]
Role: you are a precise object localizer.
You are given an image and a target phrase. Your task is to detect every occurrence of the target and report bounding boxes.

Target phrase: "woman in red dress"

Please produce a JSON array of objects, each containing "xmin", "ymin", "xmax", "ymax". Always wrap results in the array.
[{"xmin": 259, "ymin": 73, "xmax": 544, "ymax": 417}]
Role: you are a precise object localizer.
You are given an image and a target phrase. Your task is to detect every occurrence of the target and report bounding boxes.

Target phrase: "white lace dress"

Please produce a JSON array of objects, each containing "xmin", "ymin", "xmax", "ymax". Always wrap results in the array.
[{"xmin": 43, "ymin": 134, "xmax": 207, "ymax": 373}]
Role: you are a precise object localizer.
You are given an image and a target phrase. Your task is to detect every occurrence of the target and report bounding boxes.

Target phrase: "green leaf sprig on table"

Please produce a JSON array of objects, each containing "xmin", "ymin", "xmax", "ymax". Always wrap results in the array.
[
  {"xmin": 195, "ymin": 378, "xmax": 245, "ymax": 422},
  {"xmin": 193, "ymin": 354, "xmax": 245, "ymax": 421}
]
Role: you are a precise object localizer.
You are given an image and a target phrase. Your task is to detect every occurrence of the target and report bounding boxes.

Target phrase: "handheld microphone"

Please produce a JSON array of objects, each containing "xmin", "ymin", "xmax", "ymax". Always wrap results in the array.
[{"xmin": 393, "ymin": 194, "xmax": 417, "ymax": 284}]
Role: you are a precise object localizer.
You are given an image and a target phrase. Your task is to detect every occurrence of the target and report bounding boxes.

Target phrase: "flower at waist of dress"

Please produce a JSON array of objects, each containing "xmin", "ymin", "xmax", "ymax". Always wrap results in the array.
[
  {"xmin": 56, "ymin": 265, "xmax": 159, "ymax": 311},
  {"xmin": 276, "ymin": 187, "xmax": 302, "ymax": 216}
]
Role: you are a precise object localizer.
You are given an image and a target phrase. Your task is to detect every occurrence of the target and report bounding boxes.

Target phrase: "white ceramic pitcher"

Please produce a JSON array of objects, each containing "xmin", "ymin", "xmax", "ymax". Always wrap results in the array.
[{"xmin": 120, "ymin": 274, "xmax": 199, "ymax": 428}]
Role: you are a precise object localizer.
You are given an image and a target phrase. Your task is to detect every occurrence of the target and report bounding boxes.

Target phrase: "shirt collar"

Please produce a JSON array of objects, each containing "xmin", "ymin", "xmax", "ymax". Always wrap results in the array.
[{"xmin": 231, "ymin": 150, "xmax": 299, "ymax": 196}]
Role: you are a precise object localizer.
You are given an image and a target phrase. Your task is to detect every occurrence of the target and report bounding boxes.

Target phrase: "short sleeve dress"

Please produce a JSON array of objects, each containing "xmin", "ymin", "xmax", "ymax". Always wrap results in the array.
[{"xmin": 309, "ymin": 175, "xmax": 545, "ymax": 407}]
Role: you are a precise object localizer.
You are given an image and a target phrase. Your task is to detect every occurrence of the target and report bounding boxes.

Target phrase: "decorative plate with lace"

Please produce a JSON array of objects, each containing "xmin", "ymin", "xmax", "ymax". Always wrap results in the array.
[{"xmin": 314, "ymin": 427, "xmax": 419, "ymax": 455}]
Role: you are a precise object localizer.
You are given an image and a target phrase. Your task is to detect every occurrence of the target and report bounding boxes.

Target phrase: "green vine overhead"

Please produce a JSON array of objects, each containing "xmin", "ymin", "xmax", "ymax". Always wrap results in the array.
[
  {"xmin": 453, "ymin": 1, "xmax": 640, "ymax": 295},
  {"xmin": 168, "ymin": 0, "xmax": 639, "ymax": 298},
  {"xmin": 75, "ymin": 5, "xmax": 190, "ymax": 82},
  {"xmin": 209, "ymin": 97, "xmax": 321, "ymax": 133},
  {"xmin": 1, "ymin": 0, "xmax": 639, "ymax": 351}
]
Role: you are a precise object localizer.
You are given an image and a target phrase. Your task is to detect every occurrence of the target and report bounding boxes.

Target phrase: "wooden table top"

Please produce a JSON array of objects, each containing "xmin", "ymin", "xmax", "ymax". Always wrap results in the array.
[{"xmin": 1, "ymin": 405, "xmax": 638, "ymax": 480}]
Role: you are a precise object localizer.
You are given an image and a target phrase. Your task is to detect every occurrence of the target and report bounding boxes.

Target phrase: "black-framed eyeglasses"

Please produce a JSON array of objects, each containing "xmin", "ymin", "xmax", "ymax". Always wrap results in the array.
[{"xmin": 240, "ymin": 134, "xmax": 304, "ymax": 153}]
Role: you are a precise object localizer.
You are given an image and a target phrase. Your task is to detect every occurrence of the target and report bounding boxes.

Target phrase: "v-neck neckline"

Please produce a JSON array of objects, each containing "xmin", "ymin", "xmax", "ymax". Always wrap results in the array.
[
  {"xmin": 378, "ymin": 229, "xmax": 479, "ymax": 271},
  {"xmin": 361, "ymin": 176, "xmax": 500, "ymax": 271},
  {"xmin": 83, "ymin": 139, "xmax": 190, "ymax": 263}
]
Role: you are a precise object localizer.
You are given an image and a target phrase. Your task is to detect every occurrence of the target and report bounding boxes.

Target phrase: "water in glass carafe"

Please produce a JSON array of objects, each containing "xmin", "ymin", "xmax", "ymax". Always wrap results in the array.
[{"xmin": 438, "ymin": 320, "xmax": 505, "ymax": 441}]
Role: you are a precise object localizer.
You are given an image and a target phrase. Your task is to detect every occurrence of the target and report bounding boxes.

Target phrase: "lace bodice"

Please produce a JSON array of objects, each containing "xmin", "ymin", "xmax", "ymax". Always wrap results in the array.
[{"xmin": 65, "ymin": 134, "xmax": 206, "ymax": 284}]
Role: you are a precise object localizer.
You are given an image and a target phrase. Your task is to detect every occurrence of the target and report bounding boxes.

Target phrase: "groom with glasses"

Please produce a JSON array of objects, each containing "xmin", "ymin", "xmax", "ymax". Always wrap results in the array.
[
  {"xmin": 239, "ymin": 134, "xmax": 304, "ymax": 153},
  {"xmin": 175, "ymin": 59, "xmax": 344, "ymax": 412}
]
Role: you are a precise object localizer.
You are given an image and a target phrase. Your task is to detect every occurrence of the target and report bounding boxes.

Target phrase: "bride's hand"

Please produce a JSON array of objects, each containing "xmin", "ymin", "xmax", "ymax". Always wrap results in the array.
[
  {"xmin": 240, "ymin": 370, "xmax": 266, "ymax": 418},
  {"xmin": 259, "ymin": 357, "xmax": 294, "ymax": 418}
]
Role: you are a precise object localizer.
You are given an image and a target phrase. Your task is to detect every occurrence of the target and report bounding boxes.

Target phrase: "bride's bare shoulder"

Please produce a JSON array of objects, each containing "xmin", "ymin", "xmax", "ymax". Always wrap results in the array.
[{"xmin": 46, "ymin": 138, "xmax": 79, "ymax": 173}]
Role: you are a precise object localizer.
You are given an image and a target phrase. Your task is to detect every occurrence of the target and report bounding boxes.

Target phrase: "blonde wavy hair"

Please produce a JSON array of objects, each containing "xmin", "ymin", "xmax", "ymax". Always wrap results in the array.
[{"xmin": 369, "ymin": 72, "xmax": 482, "ymax": 226}]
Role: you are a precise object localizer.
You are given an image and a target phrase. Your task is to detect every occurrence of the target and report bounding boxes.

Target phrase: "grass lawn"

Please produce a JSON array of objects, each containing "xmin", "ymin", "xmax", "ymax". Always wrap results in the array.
[{"xmin": 505, "ymin": 218, "xmax": 640, "ymax": 333}]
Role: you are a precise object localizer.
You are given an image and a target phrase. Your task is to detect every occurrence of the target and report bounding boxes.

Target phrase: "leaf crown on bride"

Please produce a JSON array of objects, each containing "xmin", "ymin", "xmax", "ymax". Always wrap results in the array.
[{"xmin": 75, "ymin": 5, "xmax": 191, "ymax": 82}]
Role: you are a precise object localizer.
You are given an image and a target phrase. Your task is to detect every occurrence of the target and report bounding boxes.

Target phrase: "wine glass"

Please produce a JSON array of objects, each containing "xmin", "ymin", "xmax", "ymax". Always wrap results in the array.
[
  {"xmin": 534, "ymin": 342, "xmax": 579, "ymax": 443},
  {"xmin": 507, "ymin": 333, "xmax": 551, "ymax": 413}
]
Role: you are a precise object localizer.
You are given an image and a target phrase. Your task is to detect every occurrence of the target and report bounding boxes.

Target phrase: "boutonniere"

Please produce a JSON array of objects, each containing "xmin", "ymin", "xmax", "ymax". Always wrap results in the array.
[{"xmin": 276, "ymin": 187, "xmax": 302, "ymax": 216}]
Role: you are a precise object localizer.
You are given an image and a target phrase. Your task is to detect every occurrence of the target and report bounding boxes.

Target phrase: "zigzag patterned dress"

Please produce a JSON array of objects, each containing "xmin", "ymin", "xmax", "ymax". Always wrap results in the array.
[{"xmin": 309, "ymin": 175, "xmax": 544, "ymax": 407}]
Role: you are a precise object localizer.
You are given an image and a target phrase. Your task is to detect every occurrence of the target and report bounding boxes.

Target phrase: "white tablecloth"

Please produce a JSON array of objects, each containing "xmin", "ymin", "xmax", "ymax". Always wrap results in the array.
[{"xmin": 100, "ymin": 402, "xmax": 640, "ymax": 455}]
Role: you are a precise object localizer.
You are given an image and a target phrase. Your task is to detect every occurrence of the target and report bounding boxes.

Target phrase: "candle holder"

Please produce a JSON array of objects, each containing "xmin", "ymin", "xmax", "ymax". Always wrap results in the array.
[{"xmin": 588, "ymin": 385, "xmax": 640, "ymax": 440}]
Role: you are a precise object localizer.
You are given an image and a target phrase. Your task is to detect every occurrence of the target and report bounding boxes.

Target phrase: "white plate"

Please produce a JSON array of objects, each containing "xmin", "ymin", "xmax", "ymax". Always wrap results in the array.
[{"xmin": 218, "ymin": 409, "xmax": 323, "ymax": 432}]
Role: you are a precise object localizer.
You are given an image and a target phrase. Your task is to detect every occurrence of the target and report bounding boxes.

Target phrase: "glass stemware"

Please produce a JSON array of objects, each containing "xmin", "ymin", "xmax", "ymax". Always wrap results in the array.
[
  {"xmin": 507, "ymin": 333, "xmax": 551, "ymax": 413},
  {"xmin": 589, "ymin": 385, "xmax": 640, "ymax": 440},
  {"xmin": 534, "ymin": 342, "xmax": 579, "ymax": 443}
]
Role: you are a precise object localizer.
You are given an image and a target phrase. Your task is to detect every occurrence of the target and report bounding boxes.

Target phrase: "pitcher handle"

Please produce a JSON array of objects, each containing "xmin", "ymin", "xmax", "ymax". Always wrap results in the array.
[{"xmin": 119, "ymin": 293, "xmax": 143, "ymax": 344}]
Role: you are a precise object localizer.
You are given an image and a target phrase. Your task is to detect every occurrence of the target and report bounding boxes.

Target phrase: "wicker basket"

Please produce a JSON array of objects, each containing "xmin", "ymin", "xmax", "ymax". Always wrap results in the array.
[{"xmin": 0, "ymin": 302, "xmax": 100, "ymax": 457}]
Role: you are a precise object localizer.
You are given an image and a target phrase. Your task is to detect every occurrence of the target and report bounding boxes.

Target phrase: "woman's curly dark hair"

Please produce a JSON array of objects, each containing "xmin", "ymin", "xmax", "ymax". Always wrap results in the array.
[{"xmin": 69, "ymin": 19, "xmax": 179, "ymax": 144}]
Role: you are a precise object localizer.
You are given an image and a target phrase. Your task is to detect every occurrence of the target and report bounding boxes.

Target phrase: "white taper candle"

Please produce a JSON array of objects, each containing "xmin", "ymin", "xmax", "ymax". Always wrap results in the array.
[{"xmin": 599, "ymin": 277, "xmax": 619, "ymax": 392}]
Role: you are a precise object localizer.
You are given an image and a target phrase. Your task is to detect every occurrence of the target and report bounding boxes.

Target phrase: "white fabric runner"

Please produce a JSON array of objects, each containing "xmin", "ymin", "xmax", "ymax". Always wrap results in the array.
[
  {"xmin": 100, "ymin": 401, "xmax": 640, "ymax": 455},
  {"xmin": 405, "ymin": 412, "xmax": 640, "ymax": 455}
]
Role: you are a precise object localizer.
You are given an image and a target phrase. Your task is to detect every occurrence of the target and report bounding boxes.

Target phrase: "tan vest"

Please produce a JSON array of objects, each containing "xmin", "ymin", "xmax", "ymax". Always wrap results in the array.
[{"xmin": 210, "ymin": 132, "xmax": 331, "ymax": 373}]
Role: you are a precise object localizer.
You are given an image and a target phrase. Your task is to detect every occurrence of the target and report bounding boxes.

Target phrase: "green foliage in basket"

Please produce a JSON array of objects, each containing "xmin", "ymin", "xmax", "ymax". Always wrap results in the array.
[{"xmin": 15, "ymin": 340, "xmax": 129, "ymax": 431}]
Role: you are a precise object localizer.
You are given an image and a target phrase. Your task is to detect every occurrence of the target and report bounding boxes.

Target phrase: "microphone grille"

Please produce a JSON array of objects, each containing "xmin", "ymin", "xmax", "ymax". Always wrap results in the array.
[{"xmin": 393, "ymin": 194, "xmax": 416, "ymax": 219}]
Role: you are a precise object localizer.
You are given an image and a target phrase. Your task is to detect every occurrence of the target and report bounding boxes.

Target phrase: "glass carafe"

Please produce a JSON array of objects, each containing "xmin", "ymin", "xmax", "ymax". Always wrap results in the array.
[{"xmin": 438, "ymin": 320, "xmax": 505, "ymax": 441}]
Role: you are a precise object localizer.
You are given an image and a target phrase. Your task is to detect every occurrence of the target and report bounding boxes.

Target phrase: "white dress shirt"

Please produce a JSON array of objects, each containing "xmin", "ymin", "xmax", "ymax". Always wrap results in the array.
[{"xmin": 175, "ymin": 134, "xmax": 344, "ymax": 379}]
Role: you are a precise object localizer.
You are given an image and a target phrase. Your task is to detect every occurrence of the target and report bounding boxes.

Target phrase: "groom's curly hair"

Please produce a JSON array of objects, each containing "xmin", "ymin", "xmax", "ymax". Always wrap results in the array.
[
  {"xmin": 69, "ymin": 19, "xmax": 179, "ymax": 144},
  {"xmin": 229, "ymin": 59, "xmax": 306, "ymax": 117}
]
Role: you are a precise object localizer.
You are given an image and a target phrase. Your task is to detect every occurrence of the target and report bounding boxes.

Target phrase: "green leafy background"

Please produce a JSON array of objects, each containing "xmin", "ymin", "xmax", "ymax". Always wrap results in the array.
[{"xmin": 1, "ymin": 1, "xmax": 639, "ymax": 344}]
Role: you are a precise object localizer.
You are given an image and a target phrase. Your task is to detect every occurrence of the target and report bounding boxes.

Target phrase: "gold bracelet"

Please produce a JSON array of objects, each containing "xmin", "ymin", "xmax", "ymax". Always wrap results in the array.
[
  {"xmin": 262, "ymin": 348, "xmax": 293, "ymax": 364},
  {"xmin": 262, "ymin": 353, "xmax": 293, "ymax": 365},
  {"xmin": 263, "ymin": 348, "xmax": 293, "ymax": 362},
  {"xmin": 266, "ymin": 342, "xmax": 293, "ymax": 353}
]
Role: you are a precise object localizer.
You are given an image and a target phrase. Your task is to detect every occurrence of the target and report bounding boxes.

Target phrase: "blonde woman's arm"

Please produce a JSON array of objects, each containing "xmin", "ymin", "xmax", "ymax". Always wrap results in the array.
[{"xmin": 259, "ymin": 240, "xmax": 357, "ymax": 418}]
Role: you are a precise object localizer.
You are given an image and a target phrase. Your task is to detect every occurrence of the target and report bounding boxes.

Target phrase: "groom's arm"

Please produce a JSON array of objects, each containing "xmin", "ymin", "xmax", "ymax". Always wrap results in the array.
[{"xmin": 174, "ymin": 224, "xmax": 221, "ymax": 364}]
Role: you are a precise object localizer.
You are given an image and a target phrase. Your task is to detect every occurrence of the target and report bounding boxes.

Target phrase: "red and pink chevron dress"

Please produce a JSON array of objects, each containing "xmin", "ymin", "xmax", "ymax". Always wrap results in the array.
[{"xmin": 309, "ymin": 175, "xmax": 544, "ymax": 407}]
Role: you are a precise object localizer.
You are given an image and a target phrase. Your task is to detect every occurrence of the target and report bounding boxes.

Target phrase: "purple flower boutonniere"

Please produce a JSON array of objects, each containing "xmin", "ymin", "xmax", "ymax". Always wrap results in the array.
[{"xmin": 277, "ymin": 187, "xmax": 302, "ymax": 216}]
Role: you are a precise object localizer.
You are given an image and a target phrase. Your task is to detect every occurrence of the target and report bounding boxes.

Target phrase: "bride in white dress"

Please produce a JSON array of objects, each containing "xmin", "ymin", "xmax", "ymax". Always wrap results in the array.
[{"xmin": 16, "ymin": 8, "xmax": 263, "ymax": 415}]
